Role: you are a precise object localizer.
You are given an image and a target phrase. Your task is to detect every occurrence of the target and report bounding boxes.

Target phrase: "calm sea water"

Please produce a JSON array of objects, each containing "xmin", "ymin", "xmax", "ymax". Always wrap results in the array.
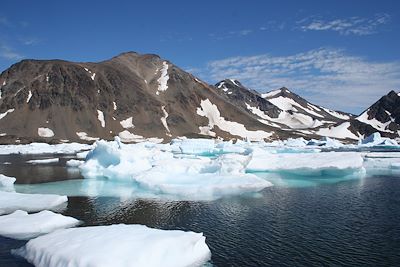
[{"xmin": 1, "ymin": 154, "xmax": 400, "ymax": 266}]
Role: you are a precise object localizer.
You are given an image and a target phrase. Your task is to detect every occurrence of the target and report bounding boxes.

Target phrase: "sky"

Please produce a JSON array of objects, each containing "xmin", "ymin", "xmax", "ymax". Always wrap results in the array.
[{"xmin": 1, "ymin": 0, "xmax": 399, "ymax": 114}]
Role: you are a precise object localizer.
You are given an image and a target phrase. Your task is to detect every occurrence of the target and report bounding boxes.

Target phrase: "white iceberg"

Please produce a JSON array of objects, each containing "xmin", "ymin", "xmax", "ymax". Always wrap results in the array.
[
  {"xmin": 79, "ymin": 140, "xmax": 271, "ymax": 200},
  {"xmin": 0, "ymin": 174, "xmax": 16, "ymax": 191},
  {"xmin": 14, "ymin": 224, "xmax": 211, "ymax": 267},
  {"xmin": 80, "ymin": 140, "xmax": 156, "ymax": 181},
  {"xmin": 66, "ymin": 159, "xmax": 84, "ymax": 167},
  {"xmin": 247, "ymin": 149, "xmax": 364, "ymax": 176},
  {"xmin": 360, "ymin": 132, "xmax": 398, "ymax": 147},
  {"xmin": 0, "ymin": 210, "xmax": 80, "ymax": 240},
  {"xmin": 0, "ymin": 191, "xmax": 67, "ymax": 215}
]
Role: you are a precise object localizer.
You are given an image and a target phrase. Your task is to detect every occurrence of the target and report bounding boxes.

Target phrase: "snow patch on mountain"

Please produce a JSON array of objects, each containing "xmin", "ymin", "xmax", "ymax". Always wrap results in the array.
[
  {"xmin": 156, "ymin": 61, "xmax": 169, "ymax": 95},
  {"xmin": 197, "ymin": 99, "xmax": 272, "ymax": 141},
  {"xmin": 37, "ymin": 127, "xmax": 54, "ymax": 138},
  {"xmin": 0, "ymin": 109, "xmax": 14, "ymax": 120},
  {"xmin": 97, "ymin": 110, "xmax": 105, "ymax": 128},
  {"xmin": 316, "ymin": 122, "xmax": 359, "ymax": 140},
  {"xmin": 356, "ymin": 109, "xmax": 393, "ymax": 132},
  {"xmin": 120, "ymin": 117, "xmax": 134, "ymax": 129}
]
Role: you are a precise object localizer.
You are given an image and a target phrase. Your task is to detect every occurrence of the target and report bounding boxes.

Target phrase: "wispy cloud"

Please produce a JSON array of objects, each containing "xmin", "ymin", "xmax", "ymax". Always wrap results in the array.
[
  {"xmin": 202, "ymin": 48, "xmax": 400, "ymax": 113},
  {"xmin": 298, "ymin": 13, "xmax": 390, "ymax": 36},
  {"xmin": 0, "ymin": 44, "xmax": 23, "ymax": 60}
]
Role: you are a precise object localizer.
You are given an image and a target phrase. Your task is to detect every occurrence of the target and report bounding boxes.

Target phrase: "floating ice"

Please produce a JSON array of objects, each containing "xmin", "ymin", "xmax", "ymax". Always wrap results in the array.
[
  {"xmin": 247, "ymin": 149, "xmax": 364, "ymax": 176},
  {"xmin": 0, "ymin": 191, "xmax": 67, "ymax": 215},
  {"xmin": 134, "ymin": 154, "xmax": 271, "ymax": 200},
  {"xmin": 360, "ymin": 132, "xmax": 398, "ymax": 147},
  {"xmin": 0, "ymin": 210, "xmax": 80, "ymax": 240},
  {"xmin": 14, "ymin": 224, "xmax": 211, "ymax": 267},
  {"xmin": 79, "ymin": 140, "xmax": 271, "ymax": 200},
  {"xmin": 80, "ymin": 140, "xmax": 154, "ymax": 181},
  {"xmin": 175, "ymin": 138, "xmax": 215, "ymax": 155},
  {"xmin": 66, "ymin": 159, "xmax": 84, "ymax": 167},
  {"xmin": 0, "ymin": 142, "xmax": 91, "ymax": 155},
  {"xmin": 26, "ymin": 158, "xmax": 59, "ymax": 164},
  {"xmin": 0, "ymin": 174, "xmax": 16, "ymax": 191},
  {"xmin": 307, "ymin": 137, "xmax": 343, "ymax": 147}
]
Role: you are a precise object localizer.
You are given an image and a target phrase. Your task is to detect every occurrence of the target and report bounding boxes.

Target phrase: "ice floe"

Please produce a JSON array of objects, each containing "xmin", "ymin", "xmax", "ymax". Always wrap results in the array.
[
  {"xmin": 0, "ymin": 174, "xmax": 16, "ymax": 191},
  {"xmin": 0, "ymin": 210, "xmax": 80, "ymax": 240},
  {"xmin": 247, "ymin": 148, "xmax": 364, "ymax": 176},
  {"xmin": 0, "ymin": 142, "xmax": 91, "ymax": 155},
  {"xmin": 360, "ymin": 132, "xmax": 398, "ymax": 147},
  {"xmin": 14, "ymin": 224, "xmax": 211, "ymax": 267},
  {"xmin": 78, "ymin": 139, "xmax": 271, "ymax": 200},
  {"xmin": 26, "ymin": 158, "xmax": 59, "ymax": 164},
  {"xmin": 0, "ymin": 191, "xmax": 67, "ymax": 215}
]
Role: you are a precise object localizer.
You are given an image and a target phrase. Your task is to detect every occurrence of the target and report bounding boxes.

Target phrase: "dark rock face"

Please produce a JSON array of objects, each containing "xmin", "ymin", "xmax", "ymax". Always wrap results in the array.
[
  {"xmin": 350, "ymin": 90, "xmax": 400, "ymax": 138},
  {"xmin": 215, "ymin": 79, "xmax": 281, "ymax": 118}
]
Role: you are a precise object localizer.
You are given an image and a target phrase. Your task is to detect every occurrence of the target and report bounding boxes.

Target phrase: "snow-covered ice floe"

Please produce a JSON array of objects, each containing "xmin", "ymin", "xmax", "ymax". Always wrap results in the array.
[
  {"xmin": 363, "ymin": 152, "xmax": 400, "ymax": 175},
  {"xmin": 0, "ymin": 191, "xmax": 67, "ymax": 215},
  {"xmin": 14, "ymin": 224, "xmax": 211, "ymax": 267},
  {"xmin": 0, "ymin": 210, "xmax": 80, "ymax": 240}
]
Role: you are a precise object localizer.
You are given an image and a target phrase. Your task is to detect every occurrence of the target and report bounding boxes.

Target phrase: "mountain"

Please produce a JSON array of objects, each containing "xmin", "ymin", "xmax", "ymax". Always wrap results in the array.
[
  {"xmin": 215, "ymin": 79, "xmax": 400, "ymax": 141},
  {"xmin": 0, "ymin": 52, "xmax": 398, "ymax": 144},
  {"xmin": 0, "ymin": 52, "xmax": 297, "ymax": 144}
]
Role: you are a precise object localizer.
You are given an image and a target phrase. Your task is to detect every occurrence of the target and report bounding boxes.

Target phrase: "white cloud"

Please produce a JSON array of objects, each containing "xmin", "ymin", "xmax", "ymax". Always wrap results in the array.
[
  {"xmin": 204, "ymin": 48, "xmax": 400, "ymax": 113},
  {"xmin": 0, "ymin": 44, "xmax": 23, "ymax": 60},
  {"xmin": 298, "ymin": 13, "xmax": 390, "ymax": 36}
]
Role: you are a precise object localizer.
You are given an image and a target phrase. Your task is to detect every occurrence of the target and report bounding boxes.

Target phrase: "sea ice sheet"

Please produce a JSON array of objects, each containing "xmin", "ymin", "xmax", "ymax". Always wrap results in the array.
[
  {"xmin": 0, "ymin": 191, "xmax": 67, "ymax": 215},
  {"xmin": 14, "ymin": 224, "xmax": 211, "ymax": 267},
  {"xmin": 0, "ymin": 210, "xmax": 80, "ymax": 240}
]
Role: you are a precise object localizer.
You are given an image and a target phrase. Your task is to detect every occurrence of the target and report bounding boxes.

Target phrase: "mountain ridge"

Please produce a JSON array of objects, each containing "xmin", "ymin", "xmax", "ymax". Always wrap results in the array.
[{"xmin": 0, "ymin": 51, "xmax": 398, "ymax": 144}]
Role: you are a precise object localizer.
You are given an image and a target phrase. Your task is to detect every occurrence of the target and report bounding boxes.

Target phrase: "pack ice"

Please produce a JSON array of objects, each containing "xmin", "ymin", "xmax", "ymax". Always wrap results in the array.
[
  {"xmin": 14, "ymin": 224, "xmax": 211, "ymax": 267},
  {"xmin": 0, "ymin": 191, "xmax": 67, "ymax": 215},
  {"xmin": 0, "ymin": 210, "xmax": 80, "ymax": 240}
]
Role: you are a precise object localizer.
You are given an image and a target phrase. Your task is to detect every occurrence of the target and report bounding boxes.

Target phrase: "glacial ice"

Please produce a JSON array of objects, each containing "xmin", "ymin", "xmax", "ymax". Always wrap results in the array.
[
  {"xmin": 0, "ymin": 174, "xmax": 16, "ymax": 191},
  {"xmin": 360, "ymin": 132, "xmax": 399, "ymax": 147},
  {"xmin": 0, "ymin": 191, "xmax": 67, "ymax": 215},
  {"xmin": 14, "ymin": 224, "xmax": 211, "ymax": 267},
  {"xmin": 79, "ymin": 140, "xmax": 271, "ymax": 200},
  {"xmin": 0, "ymin": 210, "xmax": 80, "ymax": 240}
]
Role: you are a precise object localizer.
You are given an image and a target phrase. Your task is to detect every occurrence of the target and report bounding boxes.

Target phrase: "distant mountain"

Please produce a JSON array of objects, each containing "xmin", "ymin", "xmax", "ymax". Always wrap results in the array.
[
  {"xmin": 0, "ymin": 52, "xmax": 398, "ymax": 144},
  {"xmin": 0, "ymin": 52, "xmax": 296, "ymax": 144}
]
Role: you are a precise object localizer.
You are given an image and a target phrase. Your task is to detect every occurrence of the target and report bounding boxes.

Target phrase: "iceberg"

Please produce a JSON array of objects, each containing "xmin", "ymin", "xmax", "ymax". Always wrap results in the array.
[
  {"xmin": 247, "ymin": 149, "xmax": 364, "ymax": 176},
  {"xmin": 14, "ymin": 224, "xmax": 211, "ymax": 267},
  {"xmin": 66, "ymin": 159, "xmax": 84, "ymax": 167},
  {"xmin": 0, "ymin": 210, "xmax": 80, "ymax": 240},
  {"xmin": 0, "ymin": 174, "xmax": 16, "ymax": 191},
  {"xmin": 0, "ymin": 191, "xmax": 67, "ymax": 215},
  {"xmin": 360, "ymin": 132, "xmax": 398, "ymax": 147},
  {"xmin": 80, "ymin": 140, "xmax": 154, "ymax": 181},
  {"xmin": 79, "ymin": 140, "xmax": 271, "ymax": 200}
]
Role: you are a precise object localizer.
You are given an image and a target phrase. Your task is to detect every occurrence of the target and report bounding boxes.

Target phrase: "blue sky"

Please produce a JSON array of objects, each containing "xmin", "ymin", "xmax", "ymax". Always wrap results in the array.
[{"xmin": 1, "ymin": 0, "xmax": 399, "ymax": 113}]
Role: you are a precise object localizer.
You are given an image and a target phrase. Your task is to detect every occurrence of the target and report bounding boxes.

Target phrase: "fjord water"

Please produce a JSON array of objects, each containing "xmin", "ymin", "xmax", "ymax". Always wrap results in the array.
[{"xmin": 1, "ymin": 155, "xmax": 400, "ymax": 266}]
